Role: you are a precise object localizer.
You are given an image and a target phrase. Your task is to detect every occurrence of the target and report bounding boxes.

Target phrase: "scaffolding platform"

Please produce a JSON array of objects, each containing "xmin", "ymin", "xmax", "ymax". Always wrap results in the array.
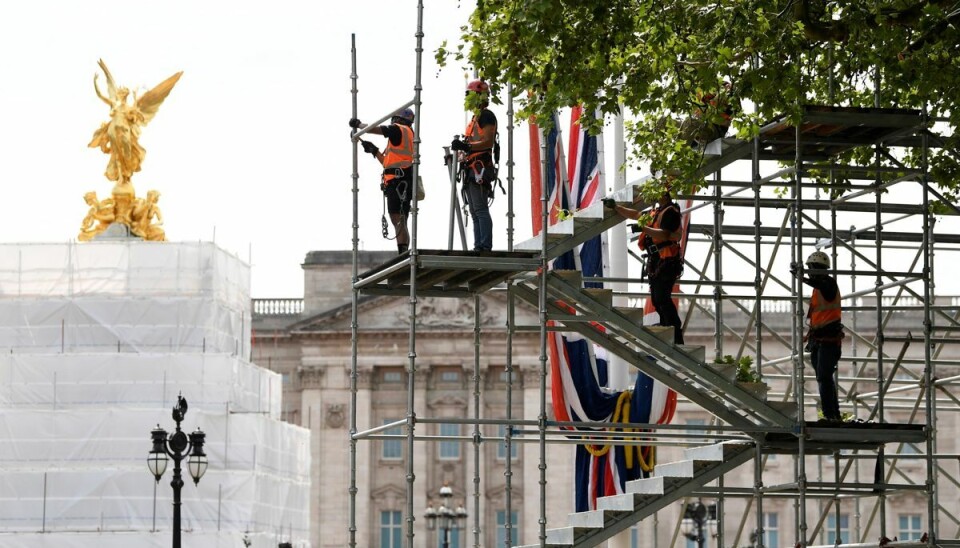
[
  {"xmin": 764, "ymin": 421, "xmax": 926, "ymax": 454},
  {"xmin": 699, "ymin": 105, "xmax": 925, "ymax": 176},
  {"xmin": 353, "ymin": 249, "xmax": 540, "ymax": 298}
]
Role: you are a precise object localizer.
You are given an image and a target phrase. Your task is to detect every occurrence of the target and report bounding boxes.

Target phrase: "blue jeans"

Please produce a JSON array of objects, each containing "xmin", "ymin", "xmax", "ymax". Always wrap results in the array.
[
  {"xmin": 809, "ymin": 341, "xmax": 842, "ymax": 420},
  {"xmin": 465, "ymin": 182, "xmax": 492, "ymax": 251}
]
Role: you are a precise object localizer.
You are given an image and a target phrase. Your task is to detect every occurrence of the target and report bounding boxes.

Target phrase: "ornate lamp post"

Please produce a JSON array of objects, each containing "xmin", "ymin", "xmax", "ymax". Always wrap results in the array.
[
  {"xmin": 424, "ymin": 484, "xmax": 467, "ymax": 548},
  {"xmin": 681, "ymin": 500, "xmax": 718, "ymax": 548},
  {"xmin": 147, "ymin": 394, "xmax": 208, "ymax": 548}
]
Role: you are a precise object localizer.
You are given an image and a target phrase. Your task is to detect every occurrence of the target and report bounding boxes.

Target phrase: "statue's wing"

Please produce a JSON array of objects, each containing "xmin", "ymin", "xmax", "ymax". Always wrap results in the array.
[
  {"xmin": 97, "ymin": 59, "xmax": 118, "ymax": 101},
  {"xmin": 137, "ymin": 71, "xmax": 183, "ymax": 125}
]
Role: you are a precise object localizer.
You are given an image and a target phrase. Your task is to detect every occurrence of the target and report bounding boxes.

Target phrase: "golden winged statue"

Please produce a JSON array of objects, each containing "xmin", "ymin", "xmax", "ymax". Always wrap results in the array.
[
  {"xmin": 80, "ymin": 60, "xmax": 181, "ymax": 242},
  {"xmin": 88, "ymin": 59, "xmax": 182, "ymax": 183}
]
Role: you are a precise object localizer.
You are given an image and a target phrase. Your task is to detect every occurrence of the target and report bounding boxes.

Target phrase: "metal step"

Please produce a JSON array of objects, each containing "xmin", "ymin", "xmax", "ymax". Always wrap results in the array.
[
  {"xmin": 544, "ymin": 442, "xmax": 754, "ymax": 547},
  {"xmin": 677, "ymin": 344, "xmax": 706, "ymax": 362},
  {"xmin": 582, "ymin": 288, "xmax": 613, "ymax": 308}
]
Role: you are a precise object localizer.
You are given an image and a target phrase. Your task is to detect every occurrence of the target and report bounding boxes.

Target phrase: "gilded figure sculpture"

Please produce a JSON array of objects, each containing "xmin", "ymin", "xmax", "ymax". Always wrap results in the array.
[
  {"xmin": 78, "ymin": 192, "xmax": 116, "ymax": 242},
  {"xmin": 79, "ymin": 60, "xmax": 181, "ymax": 242}
]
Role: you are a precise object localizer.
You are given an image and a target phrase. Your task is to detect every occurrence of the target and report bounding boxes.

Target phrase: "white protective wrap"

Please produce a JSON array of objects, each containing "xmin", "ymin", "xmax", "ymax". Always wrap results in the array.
[
  {"xmin": 0, "ymin": 242, "xmax": 310, "ymax": 547},
  {"xmin": 0, "ymin": 242, "xmax": 251, "ymax": 355},
  {"xmin": 0, "ymin": 353, "xmax": 281, "ymax": 418}
]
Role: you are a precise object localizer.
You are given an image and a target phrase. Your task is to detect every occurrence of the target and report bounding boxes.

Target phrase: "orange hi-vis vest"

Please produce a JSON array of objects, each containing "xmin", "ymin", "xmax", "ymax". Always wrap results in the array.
[
  {"xmin": 464, "ymin": 114, "xmax": 493, "ymax": 164},
  {"xmin": 808, "ymin": 287, "xmax": 842, "ymax": 329},
  {"xmin": 382, "ymin": 125, "xmax": 414, "ymax": 183},
  {"xmin": 638, "ymin": 203, "xmax": 681, "ymax": 259}
]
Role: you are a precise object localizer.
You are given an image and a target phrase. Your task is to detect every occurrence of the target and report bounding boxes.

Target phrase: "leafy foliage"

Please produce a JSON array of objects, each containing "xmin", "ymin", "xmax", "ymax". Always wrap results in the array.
[
  {"xmin": 444, "ymin": 0, "xmax": 960, "ymax": 199},
  {"xmin": 717, "ymin": 354, "xmax": 760, "ymax": 383}
]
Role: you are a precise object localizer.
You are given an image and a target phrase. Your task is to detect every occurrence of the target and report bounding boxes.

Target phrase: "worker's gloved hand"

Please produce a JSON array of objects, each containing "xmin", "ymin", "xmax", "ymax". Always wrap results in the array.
[
  {"xmin": 360, "ymin": 140, "xmax": 378, "ymax": 155},
  {"xmin": 601, "ymin": 197, "xmax": 616, "ymax": 210},
  {"xmin": 630, "ymin": 223, "xmax": 643, "ymax": 234},
  {"xmin": 450, "ymin": 139, "xmax": 471, "ymax": 152},
  {"xmin": 789, "ymin": 262, "xmax": 799, "ymax": 276},
  {"xmin": 349, "ymin": 118, "xmax": 364, "ymax": 129}
]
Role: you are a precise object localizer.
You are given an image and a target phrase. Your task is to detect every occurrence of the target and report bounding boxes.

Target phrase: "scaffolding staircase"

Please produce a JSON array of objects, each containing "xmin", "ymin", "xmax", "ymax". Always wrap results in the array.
[
  {"xmin": 512, "ymin": 270, "xmax": 796, "ymax": 430},
  {"xmin": 516, "ymin": 441, "xmax": 754, "ymax": 548}
]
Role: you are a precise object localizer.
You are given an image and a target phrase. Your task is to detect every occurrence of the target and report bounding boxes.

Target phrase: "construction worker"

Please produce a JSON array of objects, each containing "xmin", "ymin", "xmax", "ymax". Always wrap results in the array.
[
  {"xmin": 793, "ymin": 251, "xmax": 845, "ymax": 422},
  {"xmin": 680, "ymin": 82, "xmax": 735, "ymax": 147},
  {"xmin": 604, "ymin": 185, "xmax": 684, "ymax": 344},
  {"xmin": 349, "ymin": 108, "xmax": 416, "ymax": 254},
  {"xmin": 451, "ymin": 80, "xmax": 497, "ymax": 252}
]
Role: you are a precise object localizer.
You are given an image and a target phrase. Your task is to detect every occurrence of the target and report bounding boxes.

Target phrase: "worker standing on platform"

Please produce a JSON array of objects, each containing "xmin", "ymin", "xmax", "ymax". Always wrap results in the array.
[
  {"xmin": 451, "ymin": 80, "xmax": 498, "ymax": 252},
  {"xmin": 793, "ymin": 251, "xmax": 845, "ymax": 422},
  {"xmin": 604, "ymin": 185, "xmax": 684, "ymax": 345},
  {"xmin": 350, "ymin": 108, "xmax": 416, "ymax": 254}
]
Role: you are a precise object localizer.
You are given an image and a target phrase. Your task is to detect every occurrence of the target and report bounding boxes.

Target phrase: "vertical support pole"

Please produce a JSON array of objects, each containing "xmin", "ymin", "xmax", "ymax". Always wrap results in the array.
[
  {"xmin": 504, "ymin": 84, "xmax": 517, "ymax": 541},
  {"xmin": 754, "ymin": 445, "xmax": 765, "ymax": 548},
  {"xmin": 537, "ymin": 125, "xmax": 550, "ymax": 546},
  {"xmin": 405, "ymin": 3, "xmax": 426, "ymax": 546},
  {"xmin": 713, "ymin": 169, "xmax": 724, "ymax": 361},
  {"xmin": 920, "ymin": 108, "xmax": 937, "ymax": 548},
  {"xmin": 348, "ymin": 32, "xmax": 360, "ymax": 548},
  {"xmin": 506, "ymin": 84, "xmax": 515, "ymax": 251},
  {"xmin": 752, "ymin": 114, "xmax": 763, "ymax": 380},
  {"xmin": 473, "ymin": 295, "xmax": 482, "ymax": 547},
  {"xmin": 794, "ymin": 104, "xmax": 809, "ymax": 548},
  {"xmin": 505, "ymin": 281, "xmax": 516, "ymax": 548}
]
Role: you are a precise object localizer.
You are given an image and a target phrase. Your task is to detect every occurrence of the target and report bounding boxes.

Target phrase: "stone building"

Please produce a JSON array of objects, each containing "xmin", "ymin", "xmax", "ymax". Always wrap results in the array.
[{"xmin": 252, "ymin": 250, "xmax": 953, "ymax": 548}]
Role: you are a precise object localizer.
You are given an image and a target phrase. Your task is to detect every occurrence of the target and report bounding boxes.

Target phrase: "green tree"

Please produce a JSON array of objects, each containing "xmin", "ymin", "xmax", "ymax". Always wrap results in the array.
[{"xmin": 442, "ymin": 0, "xmax": 959, "ymax": 200}]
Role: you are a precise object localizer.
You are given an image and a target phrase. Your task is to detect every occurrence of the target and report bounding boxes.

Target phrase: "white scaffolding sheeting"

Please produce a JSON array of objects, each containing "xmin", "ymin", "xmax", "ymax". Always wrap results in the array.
[
  {"xmin": 0, "ymin": 241, "xmax": 310, "ymax": 547},
  {"xmin": 0, "ymin": 410, "xmax": 310, "ymax": 537},
  {"xmin": 0, "ymin": 242, "xmax": 251, "ymax": 355},
  {"xmin": 0, "ymin": 353, "xmax": 281, "ymax": 417},
  {"xmin": 0, "ymin": 531, "xmax": 293, "ymax": 548}
]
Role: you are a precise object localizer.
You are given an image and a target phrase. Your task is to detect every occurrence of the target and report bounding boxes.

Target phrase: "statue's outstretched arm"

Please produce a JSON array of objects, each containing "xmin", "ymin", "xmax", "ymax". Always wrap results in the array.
[{"xmin": 93, "ymin": 75, "xmax": 112, "ymax": 107}]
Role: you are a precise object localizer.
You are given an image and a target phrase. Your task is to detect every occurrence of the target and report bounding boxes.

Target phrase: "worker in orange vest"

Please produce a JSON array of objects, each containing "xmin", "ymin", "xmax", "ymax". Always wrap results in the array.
[
  {"xmin": 604, "ymin": 183, "xmax": 684, "ymax": 344},
  {"xmin": 793, "ymin": 250, "xmax": 845, "ymax": 422},
  {"xmin": 451, "ymin": 80, "xmax": 498, "ymax": 251},
  {"xmin": 350, "ymin": 108, "xmax": 416, "ymax": 254},
  {"xmin": 680, "ymin": 82, "xmax": 735, "ymax": 147}
]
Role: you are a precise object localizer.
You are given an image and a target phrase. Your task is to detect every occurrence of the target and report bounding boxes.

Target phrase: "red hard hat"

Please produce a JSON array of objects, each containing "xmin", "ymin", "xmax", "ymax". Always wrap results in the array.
[{"xmin": 466, "ymin": 79, "xmax": 489, "ymax": 93}]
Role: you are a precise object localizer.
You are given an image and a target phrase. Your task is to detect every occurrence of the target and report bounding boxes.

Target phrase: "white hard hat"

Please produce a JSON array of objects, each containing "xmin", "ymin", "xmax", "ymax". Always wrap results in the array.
[{"xmin": 806, "ymin": 251, "xmax": 830, "ymax": 269}]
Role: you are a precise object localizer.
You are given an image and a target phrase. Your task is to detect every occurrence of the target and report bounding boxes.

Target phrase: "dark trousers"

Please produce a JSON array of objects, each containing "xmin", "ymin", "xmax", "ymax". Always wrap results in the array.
[
  {"xmin": 465, "ymin": 182, "xmax": 493, "ymax": 251},
  {"xmin": 649, "ymin": 262, "xmax": 683, "ymax": 344},
  {"xmin": 809, "ymin": 341, "xmax": 842, "ymax": 420}
]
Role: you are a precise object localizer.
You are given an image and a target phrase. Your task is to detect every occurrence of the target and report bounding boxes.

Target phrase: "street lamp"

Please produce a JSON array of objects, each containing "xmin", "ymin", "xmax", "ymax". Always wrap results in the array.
[
  {"xmin": 425, "ymin": 484, "xmax": 467, "ymax": 548},
  {"xmin": 681, "ymin": 500, "xmax": 717, "ymax": 548},
  {"xmin": 147, "ymin": 394, "xmax": 208, "ymax": 548}
]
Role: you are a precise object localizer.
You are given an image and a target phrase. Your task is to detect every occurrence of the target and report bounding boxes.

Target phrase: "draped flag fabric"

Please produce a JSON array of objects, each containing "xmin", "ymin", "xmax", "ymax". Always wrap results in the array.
[
  {"xmin": 533, "ymin": 107, "xmax": 681, "ymax": 512},
  {"xmin": 529, "ymin": 113, "xmax": 571, "ymax": 237}
]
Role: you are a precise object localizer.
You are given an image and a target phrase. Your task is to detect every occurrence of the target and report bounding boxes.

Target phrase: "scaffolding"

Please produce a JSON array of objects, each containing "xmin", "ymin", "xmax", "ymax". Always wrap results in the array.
[{"xmin": 346, "ymin": 4, "xmax": 960, "ymax": 547}]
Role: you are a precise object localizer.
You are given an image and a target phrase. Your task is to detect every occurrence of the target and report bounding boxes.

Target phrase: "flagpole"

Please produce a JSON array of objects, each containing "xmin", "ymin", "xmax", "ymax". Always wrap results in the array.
[
  {"xmin": 608, "ymin": 103, "xmax": 630, "ymax": 392},
  {"xmin": 607, "ymin": 103, "xmax": 633, "ymax": 548}
]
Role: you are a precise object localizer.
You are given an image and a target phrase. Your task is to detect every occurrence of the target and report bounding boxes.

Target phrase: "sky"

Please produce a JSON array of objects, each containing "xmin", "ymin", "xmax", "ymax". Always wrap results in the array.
[
  {"xmin": 1, "ymin": 1, "xmax": 956, "ymax": 300},
  {"xmin": 0, "ymin": 0, "xmax": 565, "ymax": 297}
]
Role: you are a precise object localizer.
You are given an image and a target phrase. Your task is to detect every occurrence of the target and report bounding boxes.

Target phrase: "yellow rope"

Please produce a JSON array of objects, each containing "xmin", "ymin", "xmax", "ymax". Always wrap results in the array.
[{"xmin": 580, "ymin": 390, "xmax": 656, "ymax": 473}]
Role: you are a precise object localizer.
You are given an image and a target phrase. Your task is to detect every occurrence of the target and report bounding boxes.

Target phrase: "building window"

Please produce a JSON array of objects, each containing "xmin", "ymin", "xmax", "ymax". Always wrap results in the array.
[
  {"xmin": 496, "ymin": 510, "xmax": 519, "ymax": 548},
  {"xmin": 439, "ymin": 423, "xmax": 461, "ymax": 460},
  {"xmin": 764, "ymin": 512, "xmax": 779, "ymax": 548},
  {"xmin": 499, "ymin": 370, "xmax": 518, "ymax": 383},
  {"xmin": 383, "ymin": 370, "xmax": 404, "ymax": 383},
  {"xmin": 497, "ymin": 424, "xmax": 518, "ymax": 461},
  {"xmin": 436, "ymin": 527, "xmax": 461, "ymax": 548},
  {"xmin": 380, "ymin": 510, "xmax": 403, "ymax": 548},
  {"xmin": 382, "ymin": 419, "xmax": 403, "ymax": 460},
  {"xmin": 827, "ymin": 513, "xmax": 850, "ymax": 545},
  {"xmin": 631, "ymin": 523, "xmax": 641, "ymax": 547},
  {"xmin": 440, "ymin": 370, "xmax": 461, "ymax": 382},
  {"xmin": 899, "ymin": 514, "xmax": 923, "ymax": 541}
]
